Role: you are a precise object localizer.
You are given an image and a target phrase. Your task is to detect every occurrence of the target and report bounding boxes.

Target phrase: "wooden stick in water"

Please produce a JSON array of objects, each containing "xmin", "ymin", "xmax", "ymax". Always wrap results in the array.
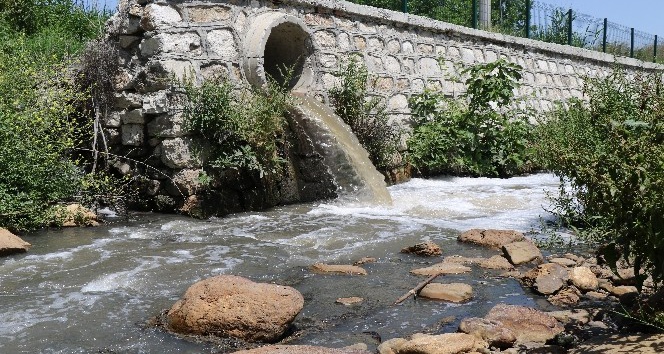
[{"xmin": 393, "ymin": 273, "xmax": 441, "ymax": 305}]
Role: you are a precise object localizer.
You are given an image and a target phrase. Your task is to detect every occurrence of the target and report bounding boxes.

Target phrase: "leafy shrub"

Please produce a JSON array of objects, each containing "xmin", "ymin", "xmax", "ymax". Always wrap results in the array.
[
  {"xmin": 407, "ymin": 59, "xmax": 535, "ymax": 177},
  {"xmin": 328, "ymin": 57, "xmax": 402, "ymax": 170},
  {"xmin": 180, "ymin": 75, "xmax": 291, "ymax": 179},
  {"xmin": 0, "ymin": 1, "xmax": 116, "ymax": 231},
  {"xmin": 535, "ymin": 68, "xmax": 664, "ymax": 286}
]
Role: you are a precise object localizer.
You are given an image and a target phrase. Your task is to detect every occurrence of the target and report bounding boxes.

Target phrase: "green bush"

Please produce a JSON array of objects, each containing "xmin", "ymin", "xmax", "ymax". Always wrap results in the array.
[
  {"xmin": 180, "ymin": 75, "xmax": 291, "ymax": 179},
  {"xmin": 535, "ymin": 68, "xmax": 664, "ymax": 287},
  {"xmin": 407, "ymin": 59, "xmax": 535, "ymax": 177},
  {"xmin": 0, "ymin": 1, "xmax": 114, "ymax": 231},
  {"xmin": 328, "ymin": 57, "xmax": 402, "ymax": 170}
]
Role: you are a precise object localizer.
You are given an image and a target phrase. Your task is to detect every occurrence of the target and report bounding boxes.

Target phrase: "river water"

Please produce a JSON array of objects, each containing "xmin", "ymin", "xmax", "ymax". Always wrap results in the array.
[{"xmin": 0, "ymin": 174, "xmax": 561, "ymax": 353}]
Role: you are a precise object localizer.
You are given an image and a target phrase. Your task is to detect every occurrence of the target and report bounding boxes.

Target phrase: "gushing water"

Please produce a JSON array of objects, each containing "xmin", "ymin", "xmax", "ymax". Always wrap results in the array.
[
  {"xmin": 292, "ymin": 94, "xmax": 392, "ymax": 205},
  {"xmin": 0, "ymin": 174, "xmax": 560, "ymax": 353}
]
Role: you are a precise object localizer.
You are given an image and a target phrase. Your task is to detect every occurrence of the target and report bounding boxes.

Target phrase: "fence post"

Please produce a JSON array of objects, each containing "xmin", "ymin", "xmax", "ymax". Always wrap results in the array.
[
  {"xmin": 602, "ymin": 18, "xmax": 607, "ymax": 52},
  {"xmin": 567, "ymin": 9, "xmax": 573, "ymax": 46},
  {"xmin": 655, "ymin": 35, "xmax": 658, "ymax": 63},
  {"xmin": 472, "ymin": 0, "xmax": 478, "ymax": 29},
  {"xmin": 402, "ymin": 0, "xmax": 407, "ymax": 13},
  {"xmin": 630, "ymin": 28, "xmax": 634, "ymax": 58},
  {"xmin": 525, "ymin": 0, "xmax": 531, "ymax": 38}
]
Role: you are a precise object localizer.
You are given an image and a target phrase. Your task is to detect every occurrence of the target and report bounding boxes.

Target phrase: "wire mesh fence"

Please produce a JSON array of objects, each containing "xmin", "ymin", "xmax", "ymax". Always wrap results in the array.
[{"xmin": 346, "ymin": 0, "xmax": 663, "ymax": 63}]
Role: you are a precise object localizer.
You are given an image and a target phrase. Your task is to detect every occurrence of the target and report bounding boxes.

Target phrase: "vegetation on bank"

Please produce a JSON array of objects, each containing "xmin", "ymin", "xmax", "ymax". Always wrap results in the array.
[
  {"xmin": 0, "ymin": 1, "xmax": 121, "ymax": 232},
  {"xmin": 407, "ymin": 58, "xmax": 535, "ymax": 177},
  {"xmin": 328, "ymin": 57, "xmax": 402, "ymax": 171}
]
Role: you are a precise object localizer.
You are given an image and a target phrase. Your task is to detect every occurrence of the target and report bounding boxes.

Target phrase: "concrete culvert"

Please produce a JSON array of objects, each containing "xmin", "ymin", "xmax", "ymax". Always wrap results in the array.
[{"xmin": 243, "ymin": 13, "xmax": 314, "ymax": 91}]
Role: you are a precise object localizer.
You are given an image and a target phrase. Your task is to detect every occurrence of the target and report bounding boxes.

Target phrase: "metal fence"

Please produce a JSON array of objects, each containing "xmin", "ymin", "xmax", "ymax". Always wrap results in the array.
[{"xmin": 348, "ymin": 0, "xmax": 662, "ymax": 63}]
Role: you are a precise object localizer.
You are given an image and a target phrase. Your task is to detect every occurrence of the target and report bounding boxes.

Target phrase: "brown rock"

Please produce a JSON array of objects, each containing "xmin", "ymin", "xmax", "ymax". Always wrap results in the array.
[
  {"xmin": 336, "ymin": 297, "xmax": 363, "ymax": 306},
  {"xmin": 611, "ymin": 285, "xmax": 638, "ymax": 297},
  {"xmin": 569, "ymin": 266, "xmax": 599, "ymax": 291},
  {"xmin": 547, "ymin": 309, "xmax": 590, "ymax": 325},
  {"xmin": 502, "ymin": 241, "xmax": 543, "ymax": 265},
  {"xmin": 568, "ymin": 334, "xmax": 664, "ymax": 354},
  {"xmin": 58, "ymin": 204, "xmax": 99, "ymax": 227},
  {"xmin": 547, "ymin": 286, "xmax": 581, "ymax": 307},
  {"xmin": 311, "ymin": 263, "xmax": 367, "ymax": 275},
  {"xmin": 401, "ymin": 241, "xmax": 442, "ymax": 257},
  {"xmin": 458, "ymin": 229, "xmax": 525, "ymax": 248},
  {"xmin": 478, "ymin": 255, "xmax": 514, "ymax": 270},
  {"xmin": 419, "ymin": 283, "xmax": 473, "ymax": 303},
  {"xmin": 377, "ymin": 338, "xmax": 408, "ymax": 354},
  {"xmin": 167, "ymin": 275, "xmax": 303, "ymax": 342},
  {"xmin": 233, "ymin": 345, "xmax": 372, "ymax": 354},
  {"xmin": 458, "ymin": 317, "xmax": 517, "ymax": 349},
  {"xmin": 521, "ymin": 263, "xmax": 569, "ymax": 295},
  {"xmin": 396, "ymin": 333, "xmax": 487, "ymax": 354},
  {"xmin": 410, "ymin": 262, "xmax": 472, "ymax": 276},
  {"xmin": 584, "ymin": 291, "xmax": 608, "ymax": 301},
  {"xmin": 485, "ymin": 304, "xmax": 564, "ymax": 343},
  {"xmin": 0, "ymin": 228, "xmax": 31, "ymax": 256}
]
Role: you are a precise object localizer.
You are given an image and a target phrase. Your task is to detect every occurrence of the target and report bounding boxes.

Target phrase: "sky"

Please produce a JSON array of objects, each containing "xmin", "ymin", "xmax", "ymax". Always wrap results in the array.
[{"xmin": 84, "ymin": 0, "xmax": 664, "ymax": 36}]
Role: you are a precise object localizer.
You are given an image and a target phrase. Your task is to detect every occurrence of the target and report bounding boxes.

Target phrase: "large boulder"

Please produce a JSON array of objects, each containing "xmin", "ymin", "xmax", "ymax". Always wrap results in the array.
[
  {"xmin": 458, "ymin": 229, "xmax": 524, "ymax": 248},
  {"xmin": 167, "ymin": 275, "xmax": 304, "ymax": 342},
  {"xmin": 419, "ymin": 283, "xmax": 473, "ymax": 303},
  {"xmin": 502, "ymin": 241, "xmax": 543, "ymax": 265},
  {"xmin": 395, "ymin": 333, "xmax": 487, "ymax": 354},
  {"xmin": 484, "ymin": 304, "xmax": 564, "ymax": 343},
  {"xmin": 521, "ymin": 263, "xmax": 569, "ymax": 295},
  {"xmin": 458, "ymin": 317, "xmax": 517, "ymax": 349},
  {"xmin": 232, "ymin": 345, "xmax": 372, "ymax": 354},
  {"xmin": 0, "ymin": 228, "xmax": 31, "ymax": 256},
  {"xmin": 569, "ymin": 266, "xmax": 599, "ymax": 291}
]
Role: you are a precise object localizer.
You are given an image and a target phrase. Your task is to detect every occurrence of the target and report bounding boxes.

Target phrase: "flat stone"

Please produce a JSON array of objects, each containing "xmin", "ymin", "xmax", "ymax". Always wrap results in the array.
[
  {"xmin": 584, "ymin": 291, "xmax": 608, "ymax": 301},
  {"xmin": 458, "ymin": 317, "xmax": 516, "ymax": 349},
  {"xmin": 485, "ymin": 304, "xmax": 564, "ymax": 343},
  {"xmin": 419, "ymin": 283, "xmax": 473, "ymax": 303},
  {"xmin": 522, "ymin": 263, "xmax": 569, "ymax": 295},
  {"xmin": 336, "ymin": 297, "xmax": 364, "ymax": 306},
  {"xmin": 353, "ymin": 257, "xmax": 376, "ymax": 265},
  {"xmin": 0, "ymin": 228, "xmax": 31, "ymax": 256},
  {"xmin": 396, "ymin": 333, "xmax": 487, "ymax": 354},
  {"xmin": 401, "ymin": 241, "xmax": 442, "ymax": 257},
  {"xmin": 611, "ymin": 285, "xmax": 638, "ymax": 297},
  {"xmin": 548, "ymin": 257, "xmax": 577, "ymax": 267},
  {"xmin": 141, "ymin": 3, "xmax": 182, "ymax": 31},
  {"xmin": 187, "ymin": 5, "xmax": 232, "ymax": 22},
  {"xmin": 458, "ymin": 229, "xmax": 525, "ymax": 248},
  {"xmin": 410, "ymin": 262, "xmax": 472, "ymax": 276},
  {"xmin": 479, "ymin": 255, "xmax": 514, "ymax": 270},
  {"xmin": 311, "ymin": 263, "xmax": 367, "ymax": 275},
  {"xmin": 569, "ymin": 266, "xmax": 599, "ymax": 291},
  {"xmin": 502, "ymin": 241, "xmax": 543, "ymax": 265}
]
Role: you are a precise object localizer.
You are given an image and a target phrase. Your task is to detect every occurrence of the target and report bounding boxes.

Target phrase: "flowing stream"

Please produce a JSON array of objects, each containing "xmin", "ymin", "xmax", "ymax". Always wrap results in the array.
[{"xmin": 0, "ymin": 174, "xmax": 562, "ymax": 353}]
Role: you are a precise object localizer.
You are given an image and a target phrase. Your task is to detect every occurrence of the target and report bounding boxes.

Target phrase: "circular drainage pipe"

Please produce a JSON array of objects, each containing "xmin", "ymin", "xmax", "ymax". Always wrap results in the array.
[{"xmin": 243, "ymin": 12, "xmax": 315, "ymax": 91}]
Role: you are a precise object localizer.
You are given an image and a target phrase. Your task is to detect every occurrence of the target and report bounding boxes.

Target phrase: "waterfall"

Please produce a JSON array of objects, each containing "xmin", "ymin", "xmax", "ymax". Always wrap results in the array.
[{"xmin": 291, "ymin": 94, "xmax": 392, "ymax": 205}]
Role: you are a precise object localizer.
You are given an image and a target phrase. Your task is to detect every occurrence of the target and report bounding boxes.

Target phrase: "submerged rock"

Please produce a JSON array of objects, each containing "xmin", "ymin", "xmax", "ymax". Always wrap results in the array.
[
  {"xmin": 400, "ymin": 241, "xmax": 442, "ymax": 257},
  {"xmin": 485, "ymin": 304, "xmax": 564, "ymax": 343},
  {"xmin": 166, "ymin": 275, "xmax": 303, "ymax": 343},
  {"xmin": 311, "ymin": 263, "xmax": 367, "ymax": 275},
  {"xmin": 232, "ymin": 345, "xmax": 372, "ymax": 354},
  {"xmin": 336, "ymin": 297, "xmax": 364, "ymax": 306},
  {"xmin": 419, "ymin": 283, "xmax": 473, "ymax": 303},
  {"xmin": 0, "ymin": 228, "xmax": 31, "ymax": 256},
  {"xmin": 410, "ymin": 262, "xmax": 472, "ymax": 276},
  {"xmin": 353, "ymin": 257, "xmax": 376, "ymax": 265},
  {"xmin": 458, "ymin": 317, "xmax": 517, "ymax": 349},
  {"xmin": 502, "ymin": 241, "xmax": 543, "ymax": 265},
  {"xmin": 458, "ymin": 229, "xmax": 525, "ymax": 248}
]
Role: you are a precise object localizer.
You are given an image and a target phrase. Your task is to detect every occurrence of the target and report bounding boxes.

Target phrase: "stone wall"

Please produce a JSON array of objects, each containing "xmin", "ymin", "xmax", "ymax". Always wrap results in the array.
[{"xmin": 105, "ymin": 0, "xmax": 663, "ymax": 213}]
